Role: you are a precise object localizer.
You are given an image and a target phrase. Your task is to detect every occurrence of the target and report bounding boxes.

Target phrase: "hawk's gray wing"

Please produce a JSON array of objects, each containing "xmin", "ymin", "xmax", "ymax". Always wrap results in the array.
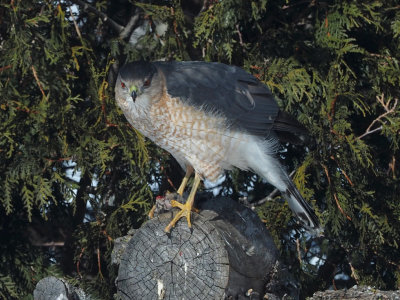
[{"xmin": 154, "ymin": 61, "xmax": 305, "ymax": 139}]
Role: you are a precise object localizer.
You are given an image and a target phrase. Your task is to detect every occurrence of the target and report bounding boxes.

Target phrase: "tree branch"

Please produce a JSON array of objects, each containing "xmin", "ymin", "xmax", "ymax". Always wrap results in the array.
[
  {"xmin": 71, "ymin": 0, "xmax": 124, "ymax": 33},
  {"xmin": 73, "ymin": 171, "xmax": 91, "ymax": 226},
  {"xmin": 252, "ymin": 170, "xmax": 296, "ymax": 207},
  {"xmin": 0, "ymin": 65, "xmax": 12, "ymax": 72},
  {"xmin": 322, "ymin": 164, "xmax": 352, "ymax": 221},
  {"xmin": 71, "ymin": 1, "xmax": 143, "ymax": 87},
  {"xmin": 119, "ymin": 11, "xmax": 141, "ymax": 39},
  {"xmin": 31, "ymin": 65, "xmax": 47, "ymax": 100},
  {"xmin": 68, "ymin": 5, "xmax": 82, "ymax": 40},
  {"xmin": 357, "ymin": 94, "xmax": 398, "ymax": 140}
]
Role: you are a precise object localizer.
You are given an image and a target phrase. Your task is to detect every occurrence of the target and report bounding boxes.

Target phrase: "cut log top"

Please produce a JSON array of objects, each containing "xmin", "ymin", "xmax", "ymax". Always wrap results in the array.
[
  {"xmin": 33, "ymin": 276, "xmax": 93, "ymax": 300},
  {"xmin": 116, "ymin": 195, "xmax": 292, "ymax": 300},
  {"xmin": 33, "ymin": 276, "xmax": 70, "ymax": 300}
]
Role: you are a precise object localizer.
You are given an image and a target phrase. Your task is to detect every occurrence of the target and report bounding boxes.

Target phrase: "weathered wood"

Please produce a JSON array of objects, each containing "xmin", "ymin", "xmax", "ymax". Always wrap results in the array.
[
  {"xmin": 33, "ymin": 276, "xmax": 70, "ymax": 300},
  {"xmin": 116, "ymin": 195, "xmax": 284, "ymax": 300},
  {"xmin": 33, "ymin": 276, "xmax": 93, "ymax": 300},
  {"xmin": 310, "ymin": 285, "xmax": 400, "ymax": 300}
]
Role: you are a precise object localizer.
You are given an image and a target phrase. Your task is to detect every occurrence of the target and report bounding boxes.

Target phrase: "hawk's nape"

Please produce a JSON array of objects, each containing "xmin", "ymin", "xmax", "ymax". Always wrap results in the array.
[{"xmin": 115, "ymin": 60, "xmax": 321, "ymax": 233}]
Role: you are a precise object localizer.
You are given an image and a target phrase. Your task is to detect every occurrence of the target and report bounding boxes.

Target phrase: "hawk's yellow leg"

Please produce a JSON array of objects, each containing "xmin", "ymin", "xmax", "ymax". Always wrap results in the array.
[
  {"xmin": 176, "ymin": 166, "xmax": 193, "ymax": 196},
  {"xmin": 148, "ymin": 205, "xmax": 157, "ymax": 219},
  {"xmin": 148, "ymin": 167, "xmax": 193, "ymax": 219},
  {"xmin": 164, "ymin": 172, "xmax": 201, "ymax": 233}
]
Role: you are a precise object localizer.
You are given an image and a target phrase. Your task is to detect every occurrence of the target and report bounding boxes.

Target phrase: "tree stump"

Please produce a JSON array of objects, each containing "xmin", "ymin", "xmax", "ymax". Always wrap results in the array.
[
  {"xmin": 33, "ymin": 276, "xmax": 70, "ymax": 300},
  {"xmin": 33, "ymin": 276, "xmax": 94, "ymax": 300},
  {"xmin": 116, "ymin": 196, "xmax": 283, "ymax": 300}
]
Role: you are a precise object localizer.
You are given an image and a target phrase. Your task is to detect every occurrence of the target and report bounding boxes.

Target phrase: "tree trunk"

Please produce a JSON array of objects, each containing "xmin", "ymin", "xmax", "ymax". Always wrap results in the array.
[
  {"xmin": 116, "ymin": 196, "xmax": 285, "ymax": 300},
  {"xmin": 33, "ymin": 276, "xmax": 92, "ymax": 300},
  {"xmin": 34, "ymin": 276, "xmax": 70, "ymax": 300}
]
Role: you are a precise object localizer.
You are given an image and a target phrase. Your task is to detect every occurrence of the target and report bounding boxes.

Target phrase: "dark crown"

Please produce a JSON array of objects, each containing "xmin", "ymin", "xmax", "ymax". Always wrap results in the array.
[{"xmin": 119, "ymin": 61, "xmax": 157, "ymax": 81}]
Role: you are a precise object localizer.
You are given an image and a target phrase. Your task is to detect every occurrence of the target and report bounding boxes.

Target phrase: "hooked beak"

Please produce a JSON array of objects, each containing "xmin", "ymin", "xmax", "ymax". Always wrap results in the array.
[
  {"xmin": 131, "ymin": 90, "xmax": 137, "ymax": 101},
  {"xmin": 129, "ymin": 85, "xmax": 138, "ymax": 102}
]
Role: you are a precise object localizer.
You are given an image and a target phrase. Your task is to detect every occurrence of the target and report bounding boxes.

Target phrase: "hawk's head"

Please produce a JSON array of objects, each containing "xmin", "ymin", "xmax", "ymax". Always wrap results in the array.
[{"xmin": 115, "ymin": 61, "xmax": 161, "ymax": 118}]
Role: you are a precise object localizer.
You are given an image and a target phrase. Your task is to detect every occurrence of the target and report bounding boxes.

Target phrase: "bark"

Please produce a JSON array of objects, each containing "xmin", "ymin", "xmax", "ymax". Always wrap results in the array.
[
  {"xmin": 116, "ymin": 195, "xmax": 290, "ymax": 300},
  {"xmin": 33, "ymin": 276, "xmax": 70, "ymax": 300},
  {"xmin": 33, "ymin": 276, "xmax": 93, "ymax": 300},
  {"xmin": 310, "ymin": 285, "xmax": 400, "ymax": 300}
]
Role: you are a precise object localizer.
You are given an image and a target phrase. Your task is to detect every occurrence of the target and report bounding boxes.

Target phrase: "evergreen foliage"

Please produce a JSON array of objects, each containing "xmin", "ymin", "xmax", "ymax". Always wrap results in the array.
[{"xmin": 0, "ymin": 0, "xmax": 399, "ymax": 298}]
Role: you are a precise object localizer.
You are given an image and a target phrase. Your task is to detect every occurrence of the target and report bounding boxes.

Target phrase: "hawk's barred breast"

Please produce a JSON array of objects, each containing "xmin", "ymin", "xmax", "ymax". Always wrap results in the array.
[{"xmin": 147, "ymin": 89, "xmax": 256, "ymax": 181}]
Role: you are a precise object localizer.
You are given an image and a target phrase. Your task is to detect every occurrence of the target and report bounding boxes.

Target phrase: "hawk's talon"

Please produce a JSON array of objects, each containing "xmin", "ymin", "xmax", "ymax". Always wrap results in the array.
[
  {"xmin": 148, "ymin": 205, "xmax": 156, "ymax": 219},
  {"xmin": 164, "ymin": 173, "xmax": 202, "ymax": 233},
  {"xmin": 170, "ymin": 199, "xmax": 185, "ymax": 209},
  {"xmin": 164, "ymin": 199, "xmax": 197, "ymax": 233}
]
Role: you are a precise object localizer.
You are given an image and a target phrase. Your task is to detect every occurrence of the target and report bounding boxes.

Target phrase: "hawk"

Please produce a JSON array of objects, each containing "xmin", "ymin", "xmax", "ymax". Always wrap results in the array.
[{"xmin": 115, "ymin": 61, "xmax": 320, "ymax": 233}]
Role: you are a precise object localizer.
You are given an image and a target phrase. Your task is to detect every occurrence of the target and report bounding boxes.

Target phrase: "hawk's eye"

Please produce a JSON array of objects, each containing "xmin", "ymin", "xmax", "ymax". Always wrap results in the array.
[
  {"xmin": 143, "ymin": 78, "xmax": 151, "ymax": 87},
  {"xmin": 121, "ymin": 82, "xmax": 126, "ymax": 89}
]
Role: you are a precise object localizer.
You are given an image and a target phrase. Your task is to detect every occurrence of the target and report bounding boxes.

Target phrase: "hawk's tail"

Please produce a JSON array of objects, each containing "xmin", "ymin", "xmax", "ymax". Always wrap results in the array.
[
  {"xmin": 243, "ymin": 139, "xmax": 321, "ymax": 233},
  {"xmin": 282, "ymin": 173, "xmax": 321, "ymax": 234}
]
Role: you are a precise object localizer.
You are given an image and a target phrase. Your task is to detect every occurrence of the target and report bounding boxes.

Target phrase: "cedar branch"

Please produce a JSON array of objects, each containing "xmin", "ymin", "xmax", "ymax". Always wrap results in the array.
[
  {"xmin": 97, "ymin": 248, "xmax": 104, "ymax": 279},
  {"xmin": 387, "ymin": 156, "xmax": 396, "ymax": 178},
  {"xmin": 330, "ymin": 156, "xmax": 353, "ymax": 186},
  {"xmin": 68, "ymin": 5, "xmax": 82, "ymax": 40},
  {"xmin": 322, "ymin": 164, "xmax": 352, "ymax": 221},
  {"xmin": 357, "ymin": 94, "xmax": 398, "ymax": 140},
  {"xmin": 31, "ymin": 65, "xmax": 47, "ymax": 100},
  {"xmin": 119, "ymin": 11, "xmax": 141, "ymax": 40},
  {"xmin": 71, "ymin": 0, "xmax": 124, "ymax": 33},
  {"xmin": 253, "ymin": 170, "xmax": 296, "ymax": 206},
  {"xmin": 76, "ymin": 247, "xmax": 85, "ymax": 278},
  {"xmin": 236, "ymin": 24, "xmax": 244, "ymax": 47},
  {"xmin": 0, "ymin": 65, "xmax": 12, "ymax": 72}
]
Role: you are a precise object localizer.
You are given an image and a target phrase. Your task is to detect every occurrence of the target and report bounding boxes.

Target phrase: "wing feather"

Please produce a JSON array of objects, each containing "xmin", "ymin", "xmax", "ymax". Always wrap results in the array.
[{"xmin": 154, "ymin": 61, "xmax": 304, "ymax": 139}]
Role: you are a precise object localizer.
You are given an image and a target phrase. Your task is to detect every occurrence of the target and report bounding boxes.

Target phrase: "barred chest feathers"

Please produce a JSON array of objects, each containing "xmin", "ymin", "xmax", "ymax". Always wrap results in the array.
[{"xmin": 141, "ymin": 92, "xmax": 255, "ymax": 182}]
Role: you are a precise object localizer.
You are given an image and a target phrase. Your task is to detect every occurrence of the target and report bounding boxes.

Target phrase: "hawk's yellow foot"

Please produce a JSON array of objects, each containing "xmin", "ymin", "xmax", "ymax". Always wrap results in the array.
[
  {"xmin": 150, "ymin": 167, "xmax": 194, "ymax": 221},
  {"xmin": 164, "ymin": 173, "xmax": 201, "ymax": 233},
  {"xmin": 148, "ymin": 205, "xmax": 156, "ymax": 219},
  {"xmin": 164, "ymin": 200, "xmax": 195, "ymax": 233}
]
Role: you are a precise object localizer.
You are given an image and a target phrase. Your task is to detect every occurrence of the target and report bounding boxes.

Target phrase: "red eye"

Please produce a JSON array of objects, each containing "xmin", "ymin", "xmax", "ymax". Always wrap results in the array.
[
  {"xmin": 121, "ymin": 82, "xmax": 126, "ymax": 88},
  {"xmin": 143, "ymin": 79, "xmax": 151, "ymax": 87}
]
